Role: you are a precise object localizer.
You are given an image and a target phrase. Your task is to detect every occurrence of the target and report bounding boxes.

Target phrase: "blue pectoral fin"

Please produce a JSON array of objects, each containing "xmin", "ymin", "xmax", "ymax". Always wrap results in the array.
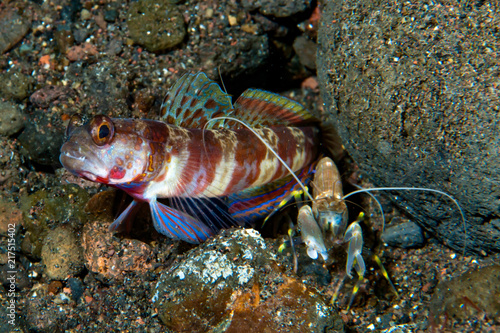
[
  {"xmin": 149, "ymin": 200, "xmax": 215, "ymax": 244},
  {"xmin": 109, "ymin": 199, "xmax": 143, "ymax": 233}
]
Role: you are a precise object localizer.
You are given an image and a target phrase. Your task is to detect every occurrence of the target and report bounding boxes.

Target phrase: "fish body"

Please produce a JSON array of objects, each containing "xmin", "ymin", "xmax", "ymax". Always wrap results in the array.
[
  {"xmin": 61, "ymin": 118, "xmax": 318, "ymax": 200},
  {"xmin": 60, "ymin": 72, "xmax": 321, "ymax": 243}
]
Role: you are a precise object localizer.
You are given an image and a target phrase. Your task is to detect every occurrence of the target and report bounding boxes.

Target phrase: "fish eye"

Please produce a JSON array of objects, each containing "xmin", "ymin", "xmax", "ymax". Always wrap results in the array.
[
  {"xmin": 65, "ymin": 114, "xmax": 83, "ymax": 137},
  {"xmin": 90, "ymin": 115, "xmax": 115, "ymax": 146},
  {"xmin": 98, "ymin": 124, "xmax": 110, "ymax": 139}
]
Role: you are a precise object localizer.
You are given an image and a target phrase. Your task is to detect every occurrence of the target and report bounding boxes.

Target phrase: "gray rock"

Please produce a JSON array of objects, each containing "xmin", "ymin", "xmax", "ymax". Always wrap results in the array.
[
  {"xmin": 429, "ymin": 265, "xmax": 500, "ymax": 322},
  {"xmin": 0, "ymin": 101, "xmax": 24, "ymax": 136},
  {"xmin": 0, "ymin": 71, "xmax": 34, "ymax": 101},
  {"xmin": 293, "ymin": 35, "xmax": 317, "ymax": 70},
  {"xmin": 67, "ymin": 277, "xmax": 84, "ymax": 302},
  {"xmin": 41, "ymin": 226, "xmax": 84, "ymax": 280},
  {"xmin": 73, "ymin": 28, "xmax": 91, "ymax": 44},
  {"xmin": 127, "ymin": 0, "xmax": 185, "ymax": 52},
  {"xmin": 381, "ymin": 220, "xmax": 425, "ymax": 249},
  {"xmin": 317, "ymin": 0, "xmax": 500, "ymax": 254},
  {"xmin": 241, "ymin": 0, "xmax": 312, "ymax": 18},
  {"xmin": 18, "ymin": 110, "xmax": 64, "ymax": 166},
  {"xmin": 0, "ymin": 7, "xmax": 31, "ymax": 54}
]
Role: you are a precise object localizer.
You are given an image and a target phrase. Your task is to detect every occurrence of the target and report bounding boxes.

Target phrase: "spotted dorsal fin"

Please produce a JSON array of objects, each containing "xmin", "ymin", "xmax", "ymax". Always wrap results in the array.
[{"xmin": 160, "ymin": 72, "xmax": 234, "ymax": 128}]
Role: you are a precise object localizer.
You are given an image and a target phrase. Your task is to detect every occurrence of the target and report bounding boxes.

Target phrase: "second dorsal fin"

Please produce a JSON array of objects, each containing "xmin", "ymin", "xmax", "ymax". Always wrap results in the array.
[{"xmin": 229, "ymin": 88, "xmax": 319, "ymax": 128}]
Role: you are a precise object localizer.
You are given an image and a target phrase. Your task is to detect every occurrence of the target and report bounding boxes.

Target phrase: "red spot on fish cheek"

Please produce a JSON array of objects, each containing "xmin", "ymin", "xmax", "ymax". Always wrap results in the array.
[{"xmin": 109, "ymin": 166, "xmax": 126, "ymax": 180}]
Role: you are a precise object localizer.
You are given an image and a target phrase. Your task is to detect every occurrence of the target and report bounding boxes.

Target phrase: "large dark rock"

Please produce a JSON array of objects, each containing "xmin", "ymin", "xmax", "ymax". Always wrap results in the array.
[{"xmin": 317, "ymin": 0, "xmax": 500, "ymax": 254}]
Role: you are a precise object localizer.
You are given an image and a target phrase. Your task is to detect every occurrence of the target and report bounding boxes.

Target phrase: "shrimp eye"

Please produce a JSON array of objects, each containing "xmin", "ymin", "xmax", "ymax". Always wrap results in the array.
[
  {"xmin": 65, "ymin": 114, "xmax": 83, "ymax": 138},
  {"xmin": 90, "ymin": 115, "xmax": 115, "ymax": 146}
]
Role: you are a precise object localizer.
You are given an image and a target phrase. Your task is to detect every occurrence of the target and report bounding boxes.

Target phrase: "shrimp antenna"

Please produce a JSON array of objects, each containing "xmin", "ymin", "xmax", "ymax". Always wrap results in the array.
[
  {"xmin": 343, "ymin": 187, "xmax": 467, "ymax": 256},
  {"xmin": 217, "ymin": 66, "xmax": 231, "ymax": 105},
  {"xmin": 204, "ymin": 116, "xmax": 315, "ymax": 203},
  {"xmin": 348, "ymin": 184, "xmax": 386, "ymax": 232}
]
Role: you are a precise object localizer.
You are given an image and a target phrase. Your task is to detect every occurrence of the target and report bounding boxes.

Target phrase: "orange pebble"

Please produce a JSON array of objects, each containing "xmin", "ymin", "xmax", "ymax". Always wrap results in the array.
[{"xmin": 39, "ymin": 54, "xmax": 50, "ymax": 66}]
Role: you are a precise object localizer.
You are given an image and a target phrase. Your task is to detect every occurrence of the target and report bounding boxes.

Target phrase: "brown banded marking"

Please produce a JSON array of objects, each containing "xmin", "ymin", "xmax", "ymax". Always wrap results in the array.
[
  {"xmin": 204, "ymin": 115, "xmax": 320, "ymax": 203},
  {"xmin": 224, "ymin": 131, "xmax": 260, "ymax": 194},
  {"xmin": 143, "ymin": 125, "xmax": 192, "ymax": 199},
  {"xmin": 226, "ymin": 128, "xmax": 281, "ymax": 193},
  {"xmin": 181, "ymin": 128, "xmax": 230, "ymax": 197},
  {"xmin": 275, "ymin": 127, "xmax": 312, "ymax": 180},
  {"xmin": 208, "ymin": 126, "xmax": 317, "ymax": 196},
  {"xmin": 254, "ymin": 127, "xmax": 316, "ymax": 185},
  {"xmin": 199, "ymin": 129, "xmax": 237, "ymax": 197},
  {"xmin": 190, "ymin": 108, "xmax": 205, "ymax": 122},
  {"xmin": 249, "ymin": 128, "xmax": 280, "ymax": 187}
]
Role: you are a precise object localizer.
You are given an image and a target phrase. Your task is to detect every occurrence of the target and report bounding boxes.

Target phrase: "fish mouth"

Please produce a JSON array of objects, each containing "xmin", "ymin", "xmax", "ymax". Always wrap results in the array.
[{"xmin": 60, "ymin": 141, "xmax": 108, "ymax": 181}]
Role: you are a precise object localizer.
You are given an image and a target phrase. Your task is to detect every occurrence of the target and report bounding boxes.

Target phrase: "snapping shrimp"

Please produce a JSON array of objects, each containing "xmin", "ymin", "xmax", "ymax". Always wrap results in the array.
[
  {"xmin": 296, "ymin": 156, "xmax": 467, "ymax": 308},
  {"xmin": 296, "ymin": 157, "xmax": 372, "ymax": 308}
]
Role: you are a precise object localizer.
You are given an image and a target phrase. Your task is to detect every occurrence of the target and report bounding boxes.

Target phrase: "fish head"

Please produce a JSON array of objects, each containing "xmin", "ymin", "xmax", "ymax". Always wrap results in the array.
[{"xmin": 60, "ymin": 114, "xmax": 150, "ymax": 186}]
